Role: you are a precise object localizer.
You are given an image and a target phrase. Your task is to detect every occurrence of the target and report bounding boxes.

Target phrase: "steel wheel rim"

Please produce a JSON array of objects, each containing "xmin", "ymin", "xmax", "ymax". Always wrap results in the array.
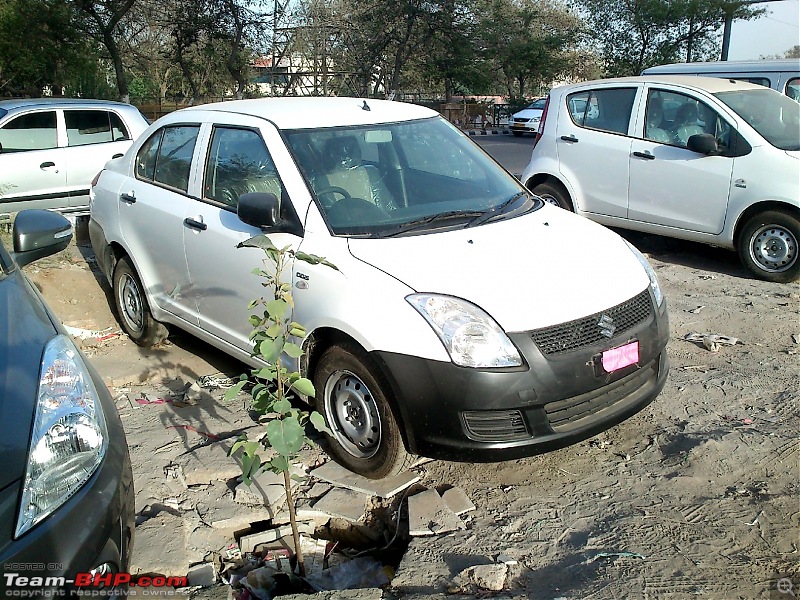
[
  {"xmin": 749, "ymin": 224, "xmax": 797, "ymax": 273},
  {"xmin": 118, "ymin": 273, "xmax": 144, "ymax": 334},
  {"xmin": 538, "ymin": 193, "xmax": 561, "ymax": 208},
  {"xmin": 323, "ymin": 370, "xmax": 381, "ymax": 459}
]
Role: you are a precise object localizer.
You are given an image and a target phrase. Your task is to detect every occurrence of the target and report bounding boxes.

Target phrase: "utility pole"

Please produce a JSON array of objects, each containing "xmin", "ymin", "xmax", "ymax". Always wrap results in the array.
[{"xmin": 720, "ymin": 0, "xmax": 784, "ymax": 60}]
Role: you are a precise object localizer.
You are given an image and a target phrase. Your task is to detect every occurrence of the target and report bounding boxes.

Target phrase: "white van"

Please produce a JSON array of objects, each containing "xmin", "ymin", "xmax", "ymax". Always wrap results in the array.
[
  {"xmin": 88, "ymin": 97, "xmax": 670, "ymax": 478},
  {"xmin": 642, "ymin": 59, "xmax": 800, "ymax": 100}
]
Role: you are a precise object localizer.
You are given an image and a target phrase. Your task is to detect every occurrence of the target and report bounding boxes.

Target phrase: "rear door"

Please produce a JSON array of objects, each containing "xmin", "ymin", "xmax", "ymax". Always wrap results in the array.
[
  {"xmin": 556, "ymin": 86, "xmax": 639, "ymax": 218},
  {"xmin": 118, "ymin": 124, "xmax": 200, "ymax": 325},
  {"xmin": 627, "ymin": 85, "xmax": 735, "ymax": 234},
  {"xmin": 0, "ymin": 110, "xmax": 67, "ymax": 212}
]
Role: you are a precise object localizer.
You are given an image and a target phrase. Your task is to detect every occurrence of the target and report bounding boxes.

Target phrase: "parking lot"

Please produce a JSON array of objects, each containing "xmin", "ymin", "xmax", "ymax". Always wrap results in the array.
[{"xmin": 10, "ymin": 128, "xmax": 795, "ymax": 596}]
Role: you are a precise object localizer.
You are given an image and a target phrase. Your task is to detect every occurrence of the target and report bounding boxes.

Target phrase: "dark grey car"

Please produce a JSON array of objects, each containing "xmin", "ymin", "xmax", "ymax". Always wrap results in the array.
[{"xmin": 0, "ymin": 210, "xmax": 134, "ymax": 593}]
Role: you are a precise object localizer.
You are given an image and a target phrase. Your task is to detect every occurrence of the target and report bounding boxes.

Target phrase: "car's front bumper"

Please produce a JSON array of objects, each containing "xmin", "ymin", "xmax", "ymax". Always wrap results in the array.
[
  {"xmin": 0, "ymin": 366, "xmax": 135, "ymax": 595},
  {"xmin": 373, "ymin": 289, "xmax": 669, "ymax": 462}
]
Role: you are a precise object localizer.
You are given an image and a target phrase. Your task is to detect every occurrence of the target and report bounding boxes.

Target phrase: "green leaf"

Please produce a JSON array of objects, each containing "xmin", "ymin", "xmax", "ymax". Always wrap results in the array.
[
  {"xmin": 265, "ymin": 323, "xmax": 283, "ymax": 338},
  {"xmin": 255, "ymin": 366, "xmax": 277, "ymax": 380},
  {"xmin": 291, "ymin": 377, "xmax": 315, "ymax": 397},
  {"xmin": 248, "ymin": 315, "xmax": 261, "ymax": 327},
  {"xmin": 259, "ymin": 336, "xmax": 284, "ymax": 362},
  {"xmin": 266, "ymin": 298, "xmax": 288, "ymax": 320},
  {"xmin": 310, "ymin": 411, "xmax": 333, "ymax": 435},
  {"xmin": 266, "ymin": 418, "xmax": 305, "ymax": 455},
  {"xmin": 241, "ymin": 452, "xmax": 262, "ymax": 486},
  {"xmin": 223, "ymin": 380, "xmax": 248, "ymax": 401},
  {"xmin": 229, "ymin": 434, "xmax": 250, "ymax": 456},
  {"xmin": 267, "ymin": 455, "xmax": 290, "ymax": 472},
  {"xmin": 238, "ymin": 234, "xmax": 277, "ymax": 252},
  {"xmin": 272, "ymin": 397, "xmax": 292, "ymax": 414},
  {"xmin": 284, "ymin": 342, "xmax": 303, "ymax": 359}
]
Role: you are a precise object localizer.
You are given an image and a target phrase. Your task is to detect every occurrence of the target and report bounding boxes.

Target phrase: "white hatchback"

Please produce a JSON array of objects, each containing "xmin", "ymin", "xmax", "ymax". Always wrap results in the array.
[
  {"xmin": 89, "ymin": 97, "xmax": 669, "ymax": 478},
  {"xmin": 521, "ymin": 76, "xmax": 800, "ymax": 282}
]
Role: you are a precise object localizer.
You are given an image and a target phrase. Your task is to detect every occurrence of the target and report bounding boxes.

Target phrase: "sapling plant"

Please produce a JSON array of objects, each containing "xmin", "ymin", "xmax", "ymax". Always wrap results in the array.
[{"xmin": 224, "ymin": 234, "xmax": 336, "ymax": 577}]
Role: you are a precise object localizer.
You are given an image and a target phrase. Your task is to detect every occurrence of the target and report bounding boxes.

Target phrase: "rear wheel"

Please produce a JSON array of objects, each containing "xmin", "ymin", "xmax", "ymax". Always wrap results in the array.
[
  {"xmin": 113, "ymin": 256, "xmax": 168, "ymax": 346},
  {"xmin": 532, "ymin": 181, "xmax": 573, "ymax": 211},
  {"xmin": 313, "ymin": 343, "xmax": 412, "ymax": 479},
  {"xmin": 737, "ymin": 210, "xmax": 799, "ymax": 283}
]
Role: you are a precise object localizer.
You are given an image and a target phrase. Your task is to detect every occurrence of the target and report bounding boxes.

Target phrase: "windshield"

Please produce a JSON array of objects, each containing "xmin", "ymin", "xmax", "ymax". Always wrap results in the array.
[
  {"xmin": 714, "ymin": 88, "xmax": 800, "ymax": 151},
  {"xmin": 285, "ymin": 116, "xmax": 535, "ymax": 237},
  {"xmin": 528, "ymin": 98, "xmax": 547, "ymax": 110}
]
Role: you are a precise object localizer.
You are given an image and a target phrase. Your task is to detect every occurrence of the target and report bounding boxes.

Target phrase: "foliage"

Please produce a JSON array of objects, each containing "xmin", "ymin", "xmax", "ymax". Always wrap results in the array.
[
  {"xmin": 570, "ymin": 0, "xmax": 765, "ymax": 77},
  {"xmin": 223, "ymin": 234, "xmax": 335, "ymax": 576}
]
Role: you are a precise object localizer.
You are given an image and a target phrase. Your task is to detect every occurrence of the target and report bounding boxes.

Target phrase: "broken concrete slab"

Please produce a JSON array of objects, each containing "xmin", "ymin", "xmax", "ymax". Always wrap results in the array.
[
  {"xmin": 452, "ymin": 563, "xmax": 508, "ymax": 591},
  {"xmin": 131, "ymin": 512, "xmax": 204, "ymax": 576},
  {"xmin": 176, "ymin": 443, "xmax": 242, "ymax": 486},
  {"xmin": 407, "ymin": 489, "xmax": 465, "ymax": 536},
  {"xmin": 310, "ymin": 461, "xmax": 419, "ymax": 498},
  {"xmin": 441, "ymin": 487, "xmax": 475, "ymax": 515},
  {"xmin": 312, "ymin": 488, "xmax": 368, "ymax": 523},
  {"xmin": 187, "ymin": 563, "xmax": 217, "ymax": 588},
  {"xmin": 238, "ymin": 522, "xmax": 315, "ymax": 553}
]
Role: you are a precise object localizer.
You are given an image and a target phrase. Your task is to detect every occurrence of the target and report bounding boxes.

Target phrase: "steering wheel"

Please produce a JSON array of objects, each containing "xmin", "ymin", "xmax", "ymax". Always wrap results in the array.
[{"xmin": 316, "ymin": 186, "xmax": 351, "ymax": 208}]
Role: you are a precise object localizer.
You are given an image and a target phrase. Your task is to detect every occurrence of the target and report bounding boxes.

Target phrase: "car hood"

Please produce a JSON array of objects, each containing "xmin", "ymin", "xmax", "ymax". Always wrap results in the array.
[
  {"xmin": 0, "ymin": 269, "xmax": 57, "ymax": 491},
  {"xmin": 347, "ymin": 205, "xmax": 651, "ymax": 332},
  {"xmin": 513, "ymin": 108, "xmax": 543, "ymax": 120}
]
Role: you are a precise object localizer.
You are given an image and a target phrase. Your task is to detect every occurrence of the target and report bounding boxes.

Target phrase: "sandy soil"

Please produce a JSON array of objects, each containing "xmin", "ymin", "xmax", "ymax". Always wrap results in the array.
[{"xmin": 23, "ymin": 226, "xmax": 800, "ymax": 599}]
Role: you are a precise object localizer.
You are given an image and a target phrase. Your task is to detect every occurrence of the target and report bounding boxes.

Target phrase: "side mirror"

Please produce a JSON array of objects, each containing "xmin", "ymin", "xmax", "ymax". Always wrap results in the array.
[
  {"xmin": 12, "ymin": 209, "xmax": 73, "ymax": 268},
  {"xmin": 238, "ymin": 192, "xmax": 280, "ymax": 229},
  {"xmin": 687, "ymin": 133, "xmax": 719, "ymax": 155}
]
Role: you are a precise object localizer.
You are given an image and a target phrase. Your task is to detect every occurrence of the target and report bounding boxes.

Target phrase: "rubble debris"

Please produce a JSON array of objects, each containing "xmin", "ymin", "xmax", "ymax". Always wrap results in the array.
[
  {"xmin": 441, "ymin": 487, "xmax": 475, "ymax": 515},
  {"xmin": 684, "ymin": 332, "xmax": 740, "ymax": 352},
  {"xmin": 592, "ymin": 551, "xmax": 646, "ymax": 561},
  {"xmin": 176, "ymin": 444, "xmax": 241, "ymax": 486},
  {"xmin": 407, "ymin": 489, "xmax": 466, "ymax": 536},
  {"xmin": 449, "ymin": 563, "xmax": 508, "ymax": 592},
  {"xmin": 63, "ymin": 324, "xmax": 114, "ymax": 340},
  {"xmin": 198, "ymin": 372, "xmax": 237, "ymax": 389},
  {"xmin": 305, "ymin": 556, "xmax": 390, "ymax": 592},
  {"xmin": 187, "ymin": 562, "xmax": 217, "ymax": 587},
  {"xmin": 310, "ymin": 462, "xmax": 419, "ymax": 498},
  {"xmin": 238, "ymin": 523, "xmax": 315, "ymax": 553},
  {"xmin": 312, "ymin": 488, "xmax": 368, "ymax": 523}
]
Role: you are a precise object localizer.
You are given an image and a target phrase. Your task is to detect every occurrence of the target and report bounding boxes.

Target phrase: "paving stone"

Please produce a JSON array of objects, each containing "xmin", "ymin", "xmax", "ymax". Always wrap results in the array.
[
  {"xmin": 238, "ymin": 523, "xmax": 315, "ymax": 553},
  {"xmin": 176, "ymin": 444, "xmax": 242, "ymax": 486},
  {"xmin": 310, "ymin": 461, "xmax": 419, "ymax": 498},
  {"xmin": 187, "ymin": 563, "xmax": 217, "ymax": 587},
  {"xmin": 311, "ymin": 488, "xmax": 368, "ymax": 522},
  {"xmin": 441, "ymin": 486, "xmax": 476, "ymax": 515},
  {"xmin": 407, "ymin": 489, "xmax": 465, "ymax": 536},
  {"xmin": 131, "ymin": 512, "xmax": 203, "ymax": 576}
]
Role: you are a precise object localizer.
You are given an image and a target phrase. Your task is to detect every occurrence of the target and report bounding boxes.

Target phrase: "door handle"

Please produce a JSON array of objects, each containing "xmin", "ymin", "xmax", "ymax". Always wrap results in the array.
[
  {"xmin": 40, "ymin": 161, "xmax": 56, "ymax": 169},
  {"xmin": 633, "ymin": 151, "xmax": 655, "ymax": 160},
  {"xmin": 183, "ymin": 217, "xmax": 207, "ymax": 231},
  {"xmin": 560, "ymin": 135, "xmax": 578, "ymax": 143},
  {"xmin": 120, "ymin": 192, "xmax": 136, "ymax": 204}
]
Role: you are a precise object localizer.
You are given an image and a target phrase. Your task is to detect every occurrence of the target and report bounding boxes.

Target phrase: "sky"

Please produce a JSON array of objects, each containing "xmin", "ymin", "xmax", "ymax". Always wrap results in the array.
[{"xmin": 726, "ymin": 0, "xmax": 800, "ymax": 60}]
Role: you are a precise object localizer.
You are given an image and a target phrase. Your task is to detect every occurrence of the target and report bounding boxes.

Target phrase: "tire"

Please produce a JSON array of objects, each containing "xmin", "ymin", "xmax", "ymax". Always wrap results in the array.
[
  {"xmin": 313, "ymin": 343, "xmax": 413, "ymax": 479},
  {"xmin": 511, "ymin": 130, "xmax": 523, "ymax": 137},
  {"xmin": 532, "ymin": 181, "xmax": 573, "ymax": 211},
  {"xmin": 113, "ymin": 256, "xmax": 169, "ymax": 346},
  {"xmin": 737, "ymin": 210, "xmax": 800, "ymax": 283}
]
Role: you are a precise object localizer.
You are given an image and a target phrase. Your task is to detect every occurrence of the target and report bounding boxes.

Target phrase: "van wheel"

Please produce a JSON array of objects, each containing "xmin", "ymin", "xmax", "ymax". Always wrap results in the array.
[
  {"xmin": 738, "ymin": 210, "xmax": 799, "ymax": 283},
  {"xmin": 113, "ymin": 256, "xmax": 169, "ymax": 346},
  {"xmin": 313, "ymin": 344, "xmax": 413, "ymax": 479},
  {"xmin": 532, "ymin": 181, "xmax": 573, "ymax": 211}
]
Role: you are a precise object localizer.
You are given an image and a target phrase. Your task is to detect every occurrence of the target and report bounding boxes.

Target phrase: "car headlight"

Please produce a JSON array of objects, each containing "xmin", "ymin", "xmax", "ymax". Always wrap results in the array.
[
  {"xmin": 16, "ymin": 335, "xmax": 107, "ymax": 538},
  {"xmin": 625, "ymin": 240, "xmax": 664, "ymax": 307},
  {"xmin": 406, "ymin": 294, "xmax": 522, "ymax": 368}
]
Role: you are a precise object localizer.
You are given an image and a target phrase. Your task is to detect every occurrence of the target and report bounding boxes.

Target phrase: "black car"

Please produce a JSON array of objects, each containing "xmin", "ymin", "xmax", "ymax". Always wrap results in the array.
[{"xmin": 0, "ymin": 210, "xmax": 134, "ymax": 593}]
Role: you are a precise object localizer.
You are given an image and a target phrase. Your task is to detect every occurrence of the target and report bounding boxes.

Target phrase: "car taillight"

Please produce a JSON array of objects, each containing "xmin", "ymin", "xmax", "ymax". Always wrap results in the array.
[
  {"xmin": 532, "ymin": 96, "xmax": 550, "ymax": 149},
  {"xmin": 91, "ymin": 170, "xmax": 103, "ymax": 187}
]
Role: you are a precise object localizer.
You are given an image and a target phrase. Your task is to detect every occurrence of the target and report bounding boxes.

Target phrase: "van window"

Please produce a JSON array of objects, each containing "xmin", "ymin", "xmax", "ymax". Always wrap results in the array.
[
  {"xmin": 787, "ymin": 78, "xmax": 800, "ymax": 102},
  {"xmin": 567, "ymin": 88, "xmax": 636, "ymax": 135},
  {"xmin": 731, "ymin": 77, "xmax": 770, "ymax": 88}
]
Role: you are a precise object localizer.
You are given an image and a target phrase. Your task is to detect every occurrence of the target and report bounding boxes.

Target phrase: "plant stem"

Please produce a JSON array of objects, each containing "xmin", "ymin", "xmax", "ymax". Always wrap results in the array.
[{"xmin": 284, "ymin": 468, "xmax": 305, "ymax": 577}]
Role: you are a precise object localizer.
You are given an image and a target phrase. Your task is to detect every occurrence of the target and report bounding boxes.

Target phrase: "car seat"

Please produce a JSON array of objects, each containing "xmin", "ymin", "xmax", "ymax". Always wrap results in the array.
[
  {"xmin": 673, "ymin": 102, "xmax": 704, "ymax": 146},
  {"xmin": 319, "ymin": 136, "xmax": 395, "ymax": 211},
  {"xmin": 645, "ymin": 98, "xmax": 671, "ymax": 143}
]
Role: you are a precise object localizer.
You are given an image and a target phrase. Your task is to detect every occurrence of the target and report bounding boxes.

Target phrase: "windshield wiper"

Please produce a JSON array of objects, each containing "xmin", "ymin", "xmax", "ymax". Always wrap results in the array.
[
  {"xmin": 378, "ymin": 210, "xmax": 485, "ymax": 238},
  {"xmin": 466, "ymin": 192, "xmax": 530, "ymax": 228}
]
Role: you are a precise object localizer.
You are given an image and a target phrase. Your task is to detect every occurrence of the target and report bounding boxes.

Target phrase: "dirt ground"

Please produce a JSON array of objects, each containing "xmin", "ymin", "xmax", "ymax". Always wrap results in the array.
[{"xmin": 21, "ymin": 224, "xmax": 800, "ymax": 599}]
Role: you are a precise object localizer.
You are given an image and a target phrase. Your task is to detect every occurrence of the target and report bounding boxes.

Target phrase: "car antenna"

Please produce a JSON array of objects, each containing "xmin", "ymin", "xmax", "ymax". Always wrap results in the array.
[{"xmin": 361, "ymin": 100, "xmax": 371, "ymax": 111}]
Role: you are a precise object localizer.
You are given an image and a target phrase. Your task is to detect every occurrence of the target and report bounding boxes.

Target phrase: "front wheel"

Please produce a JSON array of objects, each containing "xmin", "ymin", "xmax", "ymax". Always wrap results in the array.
[
  {"xmin": 737, "ymin": 210, "xmax": 799, "ymax": 283},
  {"xmin": 113, "ymin": 256, "xmax": 169, "ymax": 346},
  {"xmin": 313, "ymin": 344, "xmax": 413, "ymax": 479},
  {"xmin": 531, "ymin": 181, "xmax": 573, "ymax": 211}
]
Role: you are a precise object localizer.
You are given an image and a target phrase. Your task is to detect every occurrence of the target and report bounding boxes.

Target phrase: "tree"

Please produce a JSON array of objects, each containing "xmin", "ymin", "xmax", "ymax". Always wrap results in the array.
[{"xmin": 571, "ymin": 0, "xmax": 764, "ymax": 77}]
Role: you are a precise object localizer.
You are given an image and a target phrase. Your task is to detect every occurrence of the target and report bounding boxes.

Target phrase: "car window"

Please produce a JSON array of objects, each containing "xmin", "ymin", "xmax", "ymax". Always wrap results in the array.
[
  {"xmin": 135, "ymin": 125, "xmax": 199, "ymax": 192},
  {"xmin": 0, "ymin": 111, "xmax": 58, "ymax": 152},
  {"xmin": 643, "ymin": 89, "xmax": 730, "ymax": 149},
  {"xmin": 65, "ymin": 110, "xmax": 129, "ymax": 146},
  {"xmin": 528, "ymin": 98, "xmax": 547, "ymax": 110},
  {"xmin": 567, "ymin": 88, "xmax": 636, "ymax": 135},
  {"xmin": 203, "ymin": 127, "xmax": 282, "ymax": 208},
  {"xmin": 786, "ymin": 77, "xmax": 800, "ymax": 102},
  {"xmin": 715, "ymin": 88, "xmax": 800, "ymax": 151}
]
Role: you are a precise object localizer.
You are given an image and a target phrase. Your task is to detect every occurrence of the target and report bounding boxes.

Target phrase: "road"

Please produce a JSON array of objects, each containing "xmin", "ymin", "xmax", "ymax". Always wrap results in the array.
[{"xmin": 473, "ymin": 132, "xmax": 536, "ymax": 177}]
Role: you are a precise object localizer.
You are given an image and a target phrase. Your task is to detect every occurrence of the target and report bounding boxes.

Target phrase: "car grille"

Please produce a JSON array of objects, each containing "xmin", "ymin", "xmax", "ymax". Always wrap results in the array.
[
  {"xmin": 530, "ymin": 289, "xmax": 652, "ymax": 355},
  {"xmin": 514, "ymin": 118, "xmax": 530, "ymax": 123},
  {"xmin": 463, "ymin": 410, "xmax": 529, "ymax": 442},
  {"xmin": 544, "ymin": 359, "xmax": 658, "ymax": 432}
]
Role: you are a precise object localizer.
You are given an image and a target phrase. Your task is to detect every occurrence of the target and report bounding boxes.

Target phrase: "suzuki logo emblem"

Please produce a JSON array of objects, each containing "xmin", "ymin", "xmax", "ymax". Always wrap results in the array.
[{"xmin": 597, "ymin": 314, "xmax": 615, "ymax": 338}]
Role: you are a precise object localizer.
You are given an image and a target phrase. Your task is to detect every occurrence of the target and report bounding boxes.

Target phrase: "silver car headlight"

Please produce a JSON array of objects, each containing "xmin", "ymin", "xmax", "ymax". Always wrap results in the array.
[
  {"xmin": 625, "ymin": 240, "xmax": 664, "ymax": 307},
  {"xmin": 406, "ymin": 294, "xmax": 522, "ymax": 368},
  {"xmin": 16, "ymin": 335, "xmax": 107, "ymax": 538}
]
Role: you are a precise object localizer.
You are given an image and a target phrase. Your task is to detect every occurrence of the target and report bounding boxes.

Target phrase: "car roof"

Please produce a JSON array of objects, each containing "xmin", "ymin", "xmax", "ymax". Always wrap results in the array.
[
  {"xmin": 554, "ymin": 75, "xmax": 768, "ymax": 95},
  {"xmin": 170, "ymin": 97, "xmax": 439, "ymax": 129},
  {"xmin": 0, "ymin": 98, "xmax": 133, "ymax": 110},
  {"xmin": 643, "ymin": 58, "xmax": 800, "ymax": 74}
]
